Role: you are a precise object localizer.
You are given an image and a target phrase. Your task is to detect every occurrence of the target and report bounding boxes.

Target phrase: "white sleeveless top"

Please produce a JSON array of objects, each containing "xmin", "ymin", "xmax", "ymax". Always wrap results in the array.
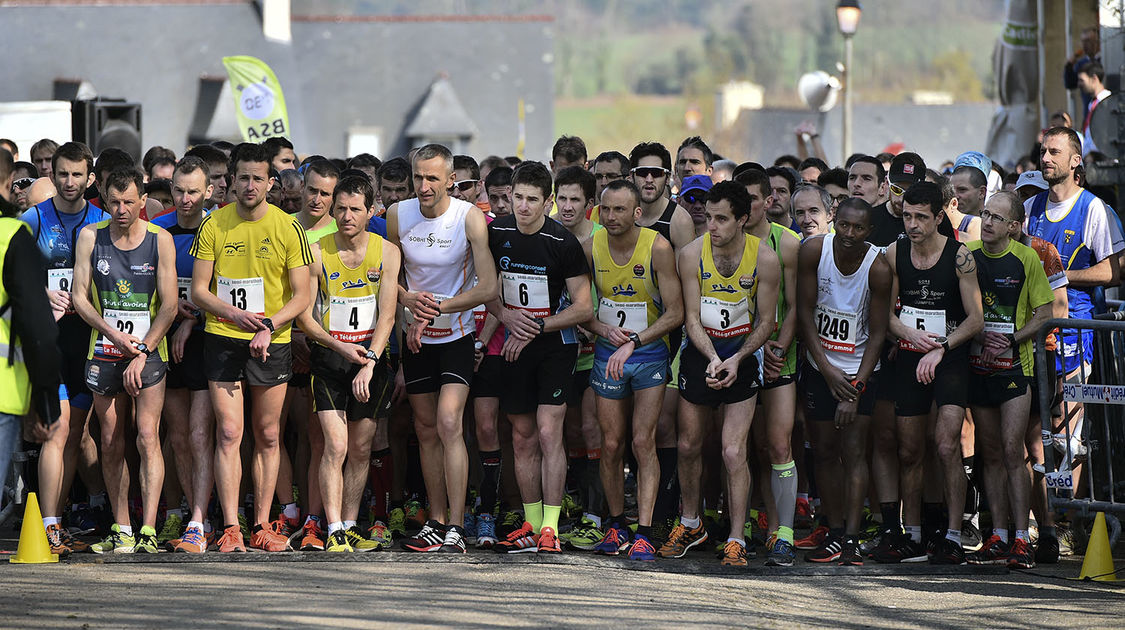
[
  {"xmin": 808, "ymin": 233, "xmax": 880, "ymax": 375},
  {"xmin": 397, "ymin": 197, "xmax": 476, "ymax": 344}
]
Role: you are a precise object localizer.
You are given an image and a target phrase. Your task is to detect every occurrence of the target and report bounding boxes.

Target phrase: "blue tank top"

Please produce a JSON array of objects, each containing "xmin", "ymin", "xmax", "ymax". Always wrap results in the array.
[
  {"xmin": 1027, "ymin": 190, "xmax": 1098, "ymax": 318},
  {"xmin": 151, "ymin": 211, "xmax": 206, "ymax": 329},
  {"xmin": 20, "ymin": 198, "xmax": 108, "ymax": 269}
]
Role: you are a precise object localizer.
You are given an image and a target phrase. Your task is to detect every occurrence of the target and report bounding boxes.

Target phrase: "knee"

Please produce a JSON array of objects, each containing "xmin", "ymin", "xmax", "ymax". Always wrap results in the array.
[
  {"xmin": 435, "ymin": 413, "xmax": 463, "ymax": 443},
  {"xmin": 677, "ymin": 434, "xmax": 701, "ymax": 460},
  {"xmin": 767, "ymin": 441, "xmax": 791, "ymax": 465},
  {"xmin": 935, "ymin": 436, "xmax": 961, "ymax": 463},
  {"xmin": 898, "ymin": 441, "xmax": 923, "ymax": 467},
  {"xmin": 1002, "ymin": 440, "xmax": 1026, "ymax": 468},
  {"xmin": 323, "ymin": 435, "xmax": 347, "ymax": 464},
  {"xmin": 215, "ymin": 423, "xmax": 242, "ymax": 451},
  {"xmin": 101, "ymin": 433, "xmax": 125, "ymax": 459},
  {"xmin": 721, "ymin": 443, "xmax": 747, "ymax": 470},
  {"xmin": 601, "ymin": 433, "xmax": 624, "ymax": 459},
  {"xmin": 631, "ymin": 433, "xmax": 655, "ymax": 458},
  {"xmin": 254, "ymin": 425, "xmax": 280, "ymax": 451},
  {"xmin": 135, "ymin": 426, "xmax": 160, "ymax": 454}
]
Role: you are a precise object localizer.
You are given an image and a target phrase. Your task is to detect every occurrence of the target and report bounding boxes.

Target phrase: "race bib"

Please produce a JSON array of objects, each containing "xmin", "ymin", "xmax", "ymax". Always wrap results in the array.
[
  {"xmin": 969, "ymin": 320, "xmax": 1016, "ymax": 370},
  {"xmin": 217, "ymin": 276, "xmax": 265, "ymax": 319},
  {"xmin": 501, "ymin": 272, "xmax": 550, "ymax": 318},
  {"xmin": 815, "ymin": 304, "xmax": 858, "ymax": 353},
  {"xmin": 700, "ymin": 296, "xmax": 750, "ymax": 338},
  {"xmin": 473, "ymin": 304, "xmax": 487, "ymax": 329},
  {"xmin": 898, "ymin": 305, "xmax": 946, "ymax": 352},
  {"xmin": 329, "ymin": 295, "xmax": 377, "ymax": 343},
  {"xmin": 100, "ymin": 309, "xmax": 151, "ymax": 358},
  {"xmin": 48, "ymin": 268, "xmax": 75, "ymax": 313},
  {"xmin": 598, "ymin": 297, "xmax": 648, "ymax": 333},
  {"xmin": 177, "ymin": 277, "xmax": 192, "ymax": 302},
  {"xmin": 405, "ymin": 293, "xmax": 454, "ymax": 339}
]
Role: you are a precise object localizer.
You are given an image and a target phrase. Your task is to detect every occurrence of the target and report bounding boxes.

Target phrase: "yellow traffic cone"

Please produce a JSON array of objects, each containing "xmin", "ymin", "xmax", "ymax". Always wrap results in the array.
[
  {"xmin": 1078, "ymin": 512, "xmax": 1116, "ymax": 581},
  {"xmin": 9, "ymin": 492, "xmax": 58, "ymax": 564}
]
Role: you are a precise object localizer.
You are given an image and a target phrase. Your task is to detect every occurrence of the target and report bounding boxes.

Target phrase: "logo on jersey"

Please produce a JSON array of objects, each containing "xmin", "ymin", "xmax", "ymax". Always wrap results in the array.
[
  {"xmin": 709, "ymin": 283, "xmax": 737, "ymax": 294},
  {"xmin": 1064, "ymin": 229, "xmax": 1075, "ymax": 244},
  {"xmin": 96, "ymin": 258, "xmax": 111, "ymax": 276},
  {"xmin": 407, "ymin": 232, "xmax": 452, "ymax": 248},
  {"xmin": 342, "ymin": 279, "xmax": 367, "ymax": 290},
  {"xmin": 632, "ymin": 264, "xmax": 645, "ymax": 277},
  {"xmin": 502, "ymin": 241, "xmax": 511, "ymax": 249},
  {"xmin": 701, "ymin": 271, "xmax": 712, "ymax": 280},
  {"xmin": 329, "ymin": 271, "xmax": 340, "ymax": 280},
  {"xmin": 224, "ymin": 241, "xmax": 246, "ymax": 255},
  {"xmin": 129, "ymin": 263, "xmax": 154, "ymax": 275},
  {"xmin": 115, "ymin": 279, "xmax": 132, "ymax": 295},
  {"xmin": 499, "ymin": 256, "xmax": 511, "ymax": 271},
  {"xmin": 256, "ymin": 237, "xmax": 273, "ymax": 259},
  {"xmin": 611, "ymin": 284, "xmax": 638, "ymax": 297},
  {"xmin": 738, "ymin": 273, "xmax": 755, "ymax": 290},
  {"xmin": 366, "ymin": 268, "xmax": 380, "ymax": 283},
  {"xmin": 983, "ymin": 291, "xmax": 996, "ymax": 307}
]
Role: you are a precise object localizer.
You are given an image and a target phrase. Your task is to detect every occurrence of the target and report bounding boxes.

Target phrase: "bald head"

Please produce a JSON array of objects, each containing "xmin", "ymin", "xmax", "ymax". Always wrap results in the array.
[{"xmin": 27, "ymin": 177, "xmax": 57, "ymax": 208}]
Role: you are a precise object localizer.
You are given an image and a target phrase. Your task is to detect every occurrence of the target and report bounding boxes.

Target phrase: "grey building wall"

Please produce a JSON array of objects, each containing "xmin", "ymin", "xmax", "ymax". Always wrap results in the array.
[{"xmin": 0, "ymin": 5, "xmax": 554, "ymax": 160}]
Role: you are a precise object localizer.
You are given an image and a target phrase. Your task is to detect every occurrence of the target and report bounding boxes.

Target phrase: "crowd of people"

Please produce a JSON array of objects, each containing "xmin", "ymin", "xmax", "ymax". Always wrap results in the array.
[{"xmin": 0, "ymin": 122, "xmax": 1118, "ymax": 570}]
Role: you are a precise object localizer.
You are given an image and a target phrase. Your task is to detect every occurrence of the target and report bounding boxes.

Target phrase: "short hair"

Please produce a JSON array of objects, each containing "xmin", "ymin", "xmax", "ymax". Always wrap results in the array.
[
  {"xmin": 262, "ymin": 136, "xmax": 294, "ymax": 163},
  {"xmin": 95, "ymin": 147, "xmax": 136, "ymax": 182},
  {"xmin": 339, "ymin": 168, "xmax": 369, "ymax": 183},
  {"xmin": 300, "ymin": 154, "xmax": 327, "ymax": 167},
  {"xmin": 145, "ymin": 178, "xmax": 172, "ymax": 198},
  {"xmin": 0, "ymin": 139, "xmax": 17, "ymax": 156},
  {"xmin": 30, "ymin": 138, "xmax": 59, "ymax": 159},
  {"xmin": 766, "ymin": 165, "xmax": 797, "ymax": 193},
  {"xmin": 1043, "ymin": 126, "xmax": 1083, "ymax": 156},
  {"xmin": 303, "ymin": 159, "xmax": 340, "ymax": 184},
  {"xmin": 347, "ymin": 153, "xmax": 381, "ymax": 171},
  {"xmin": 773, "ymin": 154, "xmax": 800, "ymax": 170},
  {"xmin": 146, "ymin": 156, "xmax": 176, "ymax": 178},
  {"xmin": 739, "ymin": 168, "xmax": 772, "ymax": 199},
  {"xmin": 1080, "ymin": 61, "xmax": 1105, "ymax": 83},
  {"xmin": 485, "ymin": 165, "xmax": 513, "ymax": 189},
  {"xmin": 552, "ymin": 135, "xmax": 587, "ymax": 166},
  {"xmin": 849, "ymin": 155, "xmax": 886, "ymax": 183},
  {"xmin": 602, "ymin": 179, "xmax": 641, "ymax": 209},
  {"xmin": 990, "ymin": 190, "xmax": 1025, "ymax": 223},
  {"xmin": 412, "ymin": 143, "xmax": 453, "ymax": 172},
  {"xmin": 332, "ymin": 175, "xmax": 375, "ymax": 210},
  {"xmin": 677, "ymin": 136, "xmax": 713, "ymax": 167},
  {"xmin": 452, "ymin": 155, "xmax": 480, "ymax": 180},
  {"xmin": 51, "ymin": 141, "xmax": 94, "ymax": 176},
  {"xmin": 377, "ymin": 157, "xmax": 412, "ymax": 185},
  {"xmin": 844, "ymin": 153, "xmax": 866, "ymax": 169},
  {"xmin": 836, "ymin": 197, "xmax": 874, "ymax": 225},
  {"xmin": 183, "ymin": 144, "xmax": 228, "ymax": 171},
  {"xmin": 211, "ymin": 140, "xmax": 235, "ymax": 154},
  {"xmin": 12, "ymin": 161, "xmax": 37, "ymax": 181},
  {"xmin": 707, "ymin": 180, "xmax": 751, "ymax": 220},
  {"xmin": 231, "ymin": 142, "xmax": 272, "ymax": 174},
  {"xmin": 629, "ymin": 142, "xmax": 672, "ymax": 171},
  {"xmin": 902, "ymin": 181, "xmax": 944, "ymax": 216},
  {"xmin": 952, "ymin": 164, "xmax": 987, "ymax": 189},
  {"xmin": 554, "ymin": 165, "xmax": 596, "ymax": 202},
  {"xmin": 104, "ymin": 166, "xmax": 145, "ymax": 198},
  {"xmin": 791, "ymin": 183, "xmax": 832, "ymax": 215},
  {"xmin": 511, "ymin": 160, "xmax": 553, "ymax": 199},
  {"xmin": 593, "ymin": 150, "xmax": 629, "ymax": 171},
  {"xmin": 799, "ymin": 157, "xmax": 828, "ymax": 174},
  {"xmin": 278, "ymin": 169, "xmax": 303, "ymax": 191},
  {"xmin": 711, "ymin": 159, "xmax": 737, "ymax": 179},
  {"xmin": 817, "ymin": 167, "xmax": 848, "ymax": 189},
  {"xmin": 142, "ymin": 146, "xmax": 176, "ymax": 173},
  {"xmin": 479, "ymin": 155, "xmax": 507, "ymax": 173},
  {"xmin": 174, "ymin": 155, "xmax": 210, "ymax": 180},
  {"xmin": 504, "ymin": 156, "xmax": 522, "ymax": 166}
]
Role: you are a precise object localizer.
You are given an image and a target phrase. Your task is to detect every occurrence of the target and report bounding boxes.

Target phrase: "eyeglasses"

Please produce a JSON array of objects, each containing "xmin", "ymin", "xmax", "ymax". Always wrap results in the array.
[
  {"xmin": 830, "ymin": 193, "xmax": 849, "ymax": 206},
  {"xmin": 452, "ymin": 179, "xmax": 477, "ymax": 192},
  {"xmin": 980, "ymin": 210, "xmax": 1015, "ymax": 224},
  {"xmin": 11, "ymin": 177, "xmax": 34, "ymax": 192},
  {"xmin": 594, "ymin": 172, "xmax": 623, "ymax": 181},
  {"xmin": 631, "ymin": 166, "xmax": 668, "ymax": 180},
  {"xmin": 889, "ymin": 183, "xmax": 906, "ymax": 196}
]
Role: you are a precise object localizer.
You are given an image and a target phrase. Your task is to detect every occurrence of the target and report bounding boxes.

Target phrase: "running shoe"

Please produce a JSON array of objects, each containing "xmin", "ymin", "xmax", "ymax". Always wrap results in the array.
[
  {"xmin": 439, "ymin": 525, "xmax": 468, "ymax": 553},
  {"xmin": 537, "ymin": 526, "xmax": 561, "ymax": 554},
  {"xmin": 45, "ymin": 524, "xmax": 75, "ymax": 556},
  {"xmin": 657, "ymin": 521, "xmax": 708, "ymax": 559},
  {"xmin": 157, "ymin": 513, "xmax": 183, "ymax": 545},
  {"xmin": 249, "ymin": 525, "xmax": 290, "ymax": 552},
  {"xmin": 805, "ymin": 535, "xmax": 843, "ymax": 563},
  {"xmin": 272, "ymin": 514, "xmax": 299, "ymax": 539},
  {"xmin": 499, "ymin": 510, "xmax": 525, "ymax": 538},
  {"xmin": 67, "ymin": 504, "xmax": 99, "ymax": 536},
  {"xmin": 175, "ymin": 526, "xmax": 207, "ymax": 553},
  {"xmin": 961, "ymin": 519, "xmax": 983, "ymax": 552},
  {"xmin": 795, "ymin": 497, "xmax": 814, "ymax": 529},
  {"xmin": 719, "ymin": 539, "xmax": 748, "ymax": 567},
  {"xmin": 475, "ymin": 512, "xmax": 498, "ymax": 549},
  {"xmin": 216, "ymin": 525, "xmax": 246, "ymax": 552},
  {"xmin": 593, "ymin": 524, "xmax": 630, "ymax": 556},
  {"xmin": 367, "ymin": 521, "xmax": 392, "ymax": 550},
  {"xmin": 628, "ymin": 533, "xmax": 657, "ymax": 562},
  {"xmin": 930, "ymin": 537, "xmax": 966, "ymax": 565},
  {"xmin": 1057, "ymin": 523, "xmax": 1074, "ymax": 556},
  {"xmin": 387, "ymin": 507, "xmax": 407, "ymax": 538},
  {"xmin": 1035, "ymin": 532, "xmax": 1060, "ymax": 564},
  {"xmin": 795, "ymin": 525, "xmax": 829, "ymax": 550},
  {"xmin": 404, "ymin": 500, "xmax": 427, "ymax": 532},
  {"xmin": 871, "ymin": 534, "xmax": 927, "ymax": 563},
  {"xmin": 839, "ymin": 538, "xmax": 864, "ymax": 566},
  {"xmin": 59, "ymin": 527, "xmax": 90, "ymax": 553},
  {"xmin": 494, "ymin": 521, "xmax": 539, "ymax": 554},
  {"xmin": 765, "ymin": 537, "xmax": 796, "ymax": 567},
  {"xmin": 134, "ymin": 526, "xmax": 159, "ymax": 553},
  {"xmin": 861, "ymin": 526, "xmax": 900, "ymax": 557},
  {"xmin": 326, "ymin": 529, "xmax": 353, "ymax": 552},
  {"xmin": 966, "ymin": 535, "xmax": 1010, "ymax": 565},
  {"xmin": 562, "ymin": 493, "xmax": 582, "ymax": 519},
  {"xmin": 90, "ymin": 524, "xmax": 135, "ymax": 554},
  {"xmin": 560, "ymin": 517, "xmax": 604, "ymax": 551},
  {"xmin": 297, "ymin": 521, "xmax": 326, "ymax": 551},
  {"xmin": 1007, "ymin": 538, "xmax": 1035, "ymax": 569},
  {"xmin": 651, "ymin": 516, "xmax": 679, "ymax": 547},
  {"xmin": 401, "ymin": 520, "xmax": 446, "ymax": 552},
  {"xmin": 463, "ymin": 512, "xmax": 476, "ymax": 546},
  {"xmin": 345, "ymin": 526, "xmax": 380, "ymax": 552}
]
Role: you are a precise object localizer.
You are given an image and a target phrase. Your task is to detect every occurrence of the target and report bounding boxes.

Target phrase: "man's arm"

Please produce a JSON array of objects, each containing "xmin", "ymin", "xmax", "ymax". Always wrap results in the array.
[
  {"xmin": 796, "ymin": 236, "xmax": 829, "ymax": 370},
  {"xmin": 271, "ymin": 264, "xmax": 311, "ymax": 330},
  {"xmin": 668, "ymin": 207, "xmax": 695, "ymax": 251},
  {"xmin": 678, "ymin": 240, "xmax": 717, "ymax": 360},
  {"xmin": 548, "ymin": 274, "xmax": 593, "ymax": 332},
  {"xmin": 1066, "ymin": 255, "xmax": 1119, "ymax": 287},
  {"xmin": 1051, "ymin": 286, "xmax": 1069, "ymax": 319},
  {"xmin": 773, "ymin": 231, "xmax": 800, "ymax": 348},
  {"xmin": 947, "ymin": 245, "xmax": 984, "ymax": 349},
  {"xmin": 144, "ymin": 230, "xmax": 179, "ymax": 347},
  {"xmin": 371, "ymin": 242, "xmax": 402, "ymax": 356},
  {"xmin": 70, "ymin": 226, "xmax": 122, "ymax": 343},
  {"xmin": 733, "ymin": 241, "xmax": 780, "ymax": 362},
  {"xmin": 295, "ymin": 243, "xmax": 334, "ymax": 349},
  {"xmin": 635, "ymin": 237, "xmax": 683, "ymax": 345},
  {"xmin": 859, "ymin": 256, "xmax": 892, "ymax": 384}
]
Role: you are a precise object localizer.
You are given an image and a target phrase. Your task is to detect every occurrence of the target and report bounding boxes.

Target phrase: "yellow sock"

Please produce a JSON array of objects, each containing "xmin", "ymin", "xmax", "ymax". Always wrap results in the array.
[
  {"xmin": 542, "ymin": 504, "xmax": 562, "ymax": 533},
  {"xmin": 523, "ymin": 501, "xmax": 543, "ymax": 533}
]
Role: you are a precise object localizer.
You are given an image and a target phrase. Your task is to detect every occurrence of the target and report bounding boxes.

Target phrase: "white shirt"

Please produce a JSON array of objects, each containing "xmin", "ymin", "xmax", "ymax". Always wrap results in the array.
[{"xmin": 1023, "ymin": 189, "xmax": 1125, "ymax": 263}]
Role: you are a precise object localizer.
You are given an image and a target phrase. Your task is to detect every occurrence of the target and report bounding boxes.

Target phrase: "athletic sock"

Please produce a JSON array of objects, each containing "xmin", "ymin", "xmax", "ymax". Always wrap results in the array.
[
  {"xmin": 880, "ymin": 502, "xmax": 901, "ymax": 531},
  {"xmin": 118, "ymin": 524, "xmax": 133, "ymax": 536},
  {"xmin": 368, "ymin": 448, "xmax": 393, "ymax": 520},
  {"xmin": 727, "ymin": 536, "xmax": 745, "ymax": 546},
  {"xmin": 945, "ymin": 528, "xmax": 961, "ymax": 544},
  {"xmin": 282, "ymin": 503, "xmax": 299, "ymax": 520},
  {"xmin": 777, "ymin": 525, "xmax": 795, "ymax": 545},
  {"xmin": 906, "ymin": 525, "xmax": 922, "ymax": 543},
  {"xmin": 653, "ymin": 447, "xmax": 679, "ymax": 523},
  {"xmin": 328, "ymin": 521, "xmax": 344, "ymax": 534},
  {"xmin": 770, "ymin": 461, "xmax": 798, "ymax": 536},
  {"xmin": 1015, "ymin": 529, "xmax": 1030, "ymax": 542},
  {"xmin": 42, "ymin": 516, "xmax": 60, "ymax": 528},
  {"xmin": 304, "ymin": 514, "xmax": 321, "ymax": 527},
  {"xmin": 542, "ymin": 504, "xmax": 561, "ymax": 532},
  {"xmin": 583, "ymin": 512, "xmax": 603, "ymax": 529},
  {"xmin": 478, "ymin": 449, "xmax": 502, "ymax": 515},
  {"xmin": 636, "ymin": 524, "xmax": 652, "ymax": 540},
  {"xmin": 523, "ymin": 501, "xmax": 543, "ymax": 533},
  {"xmin": 681, "ymin": 515, "xmax": 702, "ymax": 530},
  {"xmin": 962, "ymin": 455, "xmax": 978, "ymax": 521},
  {"xmin": 994, "ymin": 528, "xmax": 1009, "ymax": 544},
  {"xmin": 608, "ymin": 513, "xmax": 625, "ymax": 532},
  {"xmin": 187, "ymin": 520, "xmax": 205, "ymax": 532}
]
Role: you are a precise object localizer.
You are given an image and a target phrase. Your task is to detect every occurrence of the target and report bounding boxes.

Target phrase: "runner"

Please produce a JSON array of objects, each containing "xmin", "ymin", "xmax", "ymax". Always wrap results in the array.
[
  {"xmin": 71, "ymin": 166, "xmax": 177, "ymax": 553},
  {"xmin": 486, "ymin": 161, "xmax": 592, "ymax": 554},
  {"xmin": 189, "ymin": 142, "xmax": 314, "ymax": 552},
  {"xmin": 796, "ymin": 197, "xmax": 891, "ymax": 566},
  {"xmin": 659, "ymin": 181, "xmax": 779, "ymax": 566},
  {"xmin": 586, "ymin": 179, "xmax": 684, "ymax": 561}
]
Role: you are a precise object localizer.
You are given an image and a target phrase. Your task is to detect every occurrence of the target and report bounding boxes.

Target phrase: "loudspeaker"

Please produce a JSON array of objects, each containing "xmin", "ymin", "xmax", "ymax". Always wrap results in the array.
[
  {"xmin": 798, "ymin": 71, "xmax": 841, "ymax": 113},
  {"xmin": 71, "ymin": 99, "xmax": 142, "ymax": 161}
]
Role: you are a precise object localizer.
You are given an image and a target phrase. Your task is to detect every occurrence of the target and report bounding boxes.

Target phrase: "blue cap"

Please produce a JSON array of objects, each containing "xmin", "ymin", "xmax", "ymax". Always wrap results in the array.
[
  {"xmin": 680, "ymin": 174, "xmax": 713, "ymax": 198},
  {"xmin": 954, "ymin": 151, "xmax": 992, "ymax": 180}
]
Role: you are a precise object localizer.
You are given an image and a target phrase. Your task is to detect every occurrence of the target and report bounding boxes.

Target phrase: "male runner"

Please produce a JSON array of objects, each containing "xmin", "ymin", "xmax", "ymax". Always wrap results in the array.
[
  {"xmin": 796, "ymin": 197, "xmax": 891, "ymax": 566},
  {"xmin": 586, "ymin": 179, "xmax": 684, "ymax": 561},
  {"xmin": 71, "ymin": 167, "xmax": 177, "ymax": 553},
  {"xmin": 659, "ymin": 181, "xmax": 778, "ymax": 566},
  {"xmin": 387, "ymin": 144, "xmax": 497, "ymax": 553},
  {"xmin": 487, "ymin": 162, "xmax": 592, "ymax": 554},
  {"xmin": 190, "ymin": 142, "xmax": 313, "ymax": 552},
  {"xmin": 791, "ymin": 184, "xmax": 834, "ymax": 240},
  {"xmin": 628, "ymin": 142, "xmax": 694, "ymax": 250}
]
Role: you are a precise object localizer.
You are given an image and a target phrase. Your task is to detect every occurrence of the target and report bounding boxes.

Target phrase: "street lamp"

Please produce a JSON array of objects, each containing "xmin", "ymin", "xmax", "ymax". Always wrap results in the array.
[{"xmin": 836, "ymin": 0, "xmax": 861, "ymax": 163}]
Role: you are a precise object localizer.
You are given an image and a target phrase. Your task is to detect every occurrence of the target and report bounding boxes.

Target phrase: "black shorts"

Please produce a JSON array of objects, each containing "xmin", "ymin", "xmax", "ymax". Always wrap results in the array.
[
  {"xmin": 166, "ymin": 329, "xmax": 208, "ymax": 391},
  {"xmin": 500, "ymin": 341, "xmax": 578, "ymax": 415},
  {"xmin": 801, "ymin": 362, "xmax": 879, "ymax": 422},
  {"xmin": 310, "ymin": 343, "xmax": 395, "ymax": 420},
  {"xmin": 569, "ymin": 369, "xmax": 591, "ymax": 406},
  {"xmin": 85, "ymin": 353, "xmax": 167, "ymax": 397},
  {"xmin": 894, "ymin": 349, "xmax": 969, "ymax": 416},
  {"xmin": 58, "ymin": 314, "xmax": 93, "ymax": 409},
  {"xmin": 761, "ymin": 375, "xmax": 795, "ymax": 391},
  {"xmin": 203, "ymin": 333, "xmax": 293, "ymax": 387},
  {"xmin": 402, "ymin": 334, "xmax": 475, "ymax": 395},
  {"xmin": 678, "ymin": 343, "xmax": 759, "ymax": 409},
  {"xmin": 470, "ymin": 354, "xmax": 504, "ymax": 399},
  {"xmin": 970, "ymin": 373, "xmax": 1031, "ymax": 408}
]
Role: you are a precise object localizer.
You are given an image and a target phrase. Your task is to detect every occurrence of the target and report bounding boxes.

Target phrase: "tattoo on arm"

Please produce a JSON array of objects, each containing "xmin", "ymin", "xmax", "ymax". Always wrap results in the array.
[{"xmin": 955, "ymin": 248, "xmax": 976, "ymax": 274}]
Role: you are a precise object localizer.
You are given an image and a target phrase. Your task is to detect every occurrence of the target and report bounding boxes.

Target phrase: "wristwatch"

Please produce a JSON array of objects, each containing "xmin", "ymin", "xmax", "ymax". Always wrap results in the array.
[
  {"xmin": 135, "ymin": 343, "xmax": 152, "ymax": 357},
  {"xmin": 364, "ymin": 348, "xmax": 378, "ymax": 360},
  {"xmin": 940, "ymin": 340, "xmax": 950, "ymax": 352},
  {"xmin": 533, "ymin": 317, "xmax": 545, "ymax": 334},
  {"xmin": 628, "ymin": 332, "xmax": 642, "ymax": 347},
  {"xmin": 474, "ymin": 340, "xmax": 484, "ymax": 352},
  {"xmin": 190, "ymin": 309, "xmax": 202, "ymax": 320},
  {"xmin": 262, "ymin": 318, "xmax": 275, "ymax": 333},
  {"xmin": 850, "ymin": 379, "xmax": 866, "ymax": 395}
]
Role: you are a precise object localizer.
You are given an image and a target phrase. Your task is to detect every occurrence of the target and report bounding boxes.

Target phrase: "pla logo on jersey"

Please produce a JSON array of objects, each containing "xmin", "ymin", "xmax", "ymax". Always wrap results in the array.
[
  {"xmin": 366, "ymin": 268, "xmax": 380, "ymax": 283},
  {"xmin": 632, "ymin": 264, "xmax": 645, "ymax": 277},
  {"xmin": 96, "ymin": 258, "xmax": 111, "ymax": 276},
  {"xmin": 709, "ymin": 283, "xmax": 738, "ymax": 294},
  {"xmin": 256, "ymin": 237, "xmax": 273, "ymax": 259},
  {"xmin": 224, "ymin": 241, "xmax": 246, "ymax": 255},
  {"xmin": 611, "ymin": 284, "xmax": 638, "ymax": 297},
  {"xmin": 116, "ymin": 279, "xmax": 132, "ymax": 295},
  {"xmin": 342, "ymin": 279, "xmax": 367, "ymax": 290}
]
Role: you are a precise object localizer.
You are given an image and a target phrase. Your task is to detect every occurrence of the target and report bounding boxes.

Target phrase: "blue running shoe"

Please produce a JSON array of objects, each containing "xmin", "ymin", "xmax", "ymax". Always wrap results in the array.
[
  {"xmin": 475, "ymin": 513, "xmax": 497, "ymax": 549},
  {"xmin": 593, "ymin": 524, "xmax": 629, "ymax": 555},
  {"xmin": 765, "ymin": 537, "xmax": 796, "ymax": 567},
  {"xmin": 629, "ymin": 533, "xmax": 657, "ymax": 561}
]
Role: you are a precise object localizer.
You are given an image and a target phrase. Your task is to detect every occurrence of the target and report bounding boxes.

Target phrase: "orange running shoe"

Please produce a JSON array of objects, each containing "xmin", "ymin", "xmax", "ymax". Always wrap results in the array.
[
  {"xmin": 795, "ymin": 525, "xmax": 829, "ymax": 550},
  {"xmin": 216, "ymin": 525, "xmax": 247, "ymax": 552},
  {"xmin": 537, "ymin": 526, "xmax": 561, "ymax": 554},
  {"xmin": 174, "ymin": 526, "xmax": 207, "ymax": 553},
  {"xmin": 298, "ymin": 521, "xmax": 326, "ymax": 551},
  {"xmin": 272, "ymin": 515, "xmax": 299, "ymax": 539},
  {"xmin": 250, "ymin": 524, "xmax": 291, "ymax": 552}
]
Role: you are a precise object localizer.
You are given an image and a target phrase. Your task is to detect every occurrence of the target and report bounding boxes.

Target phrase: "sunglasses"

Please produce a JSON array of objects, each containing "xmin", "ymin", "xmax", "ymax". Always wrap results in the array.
[
  {"xmin": 889, "ymin": 183, "xmax": 906, "ymax": 196},
  {"xmin": 11, "ymin": 177, "xmax": 34, "ymax": 192},
  {"xmin": 681, "ymin": 191, "xmax": 706, "ymax": 205},
  {"xmin": 631, "ymin": 166, "xmax": 668, "ymax": 180},
  {"xmin": 452, "ymin": 179, "xmax": 477, "ymax": 192}
]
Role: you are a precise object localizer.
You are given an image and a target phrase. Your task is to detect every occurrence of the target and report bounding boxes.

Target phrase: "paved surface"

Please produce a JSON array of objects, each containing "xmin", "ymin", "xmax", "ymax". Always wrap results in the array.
[{"xmin": 1, "ymin": 548, "xmax": 1122, "ymax": 628}]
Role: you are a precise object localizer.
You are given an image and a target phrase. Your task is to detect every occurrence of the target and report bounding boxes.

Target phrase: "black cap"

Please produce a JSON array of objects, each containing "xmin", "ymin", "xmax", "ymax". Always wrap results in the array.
[{"xmin": 888, "ymin": 152, "xmax": 926, "ymax": 185}]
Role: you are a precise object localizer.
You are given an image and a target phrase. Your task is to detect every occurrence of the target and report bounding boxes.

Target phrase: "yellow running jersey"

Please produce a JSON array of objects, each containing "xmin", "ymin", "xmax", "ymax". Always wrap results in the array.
[
  {"xmin": 699, "ymin": 233, "xmax": 760, "ymax": 359},
  {"xmin": 591, "ymin": 227, "xmax": 666, "ymax": 361},
  {"xmin": 190, "ymin": 203, "xmax": 313, "ymax": 342},
  {"xmin": 317, "ymin": 232, "xmax": 386, "ymax": 349}
]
